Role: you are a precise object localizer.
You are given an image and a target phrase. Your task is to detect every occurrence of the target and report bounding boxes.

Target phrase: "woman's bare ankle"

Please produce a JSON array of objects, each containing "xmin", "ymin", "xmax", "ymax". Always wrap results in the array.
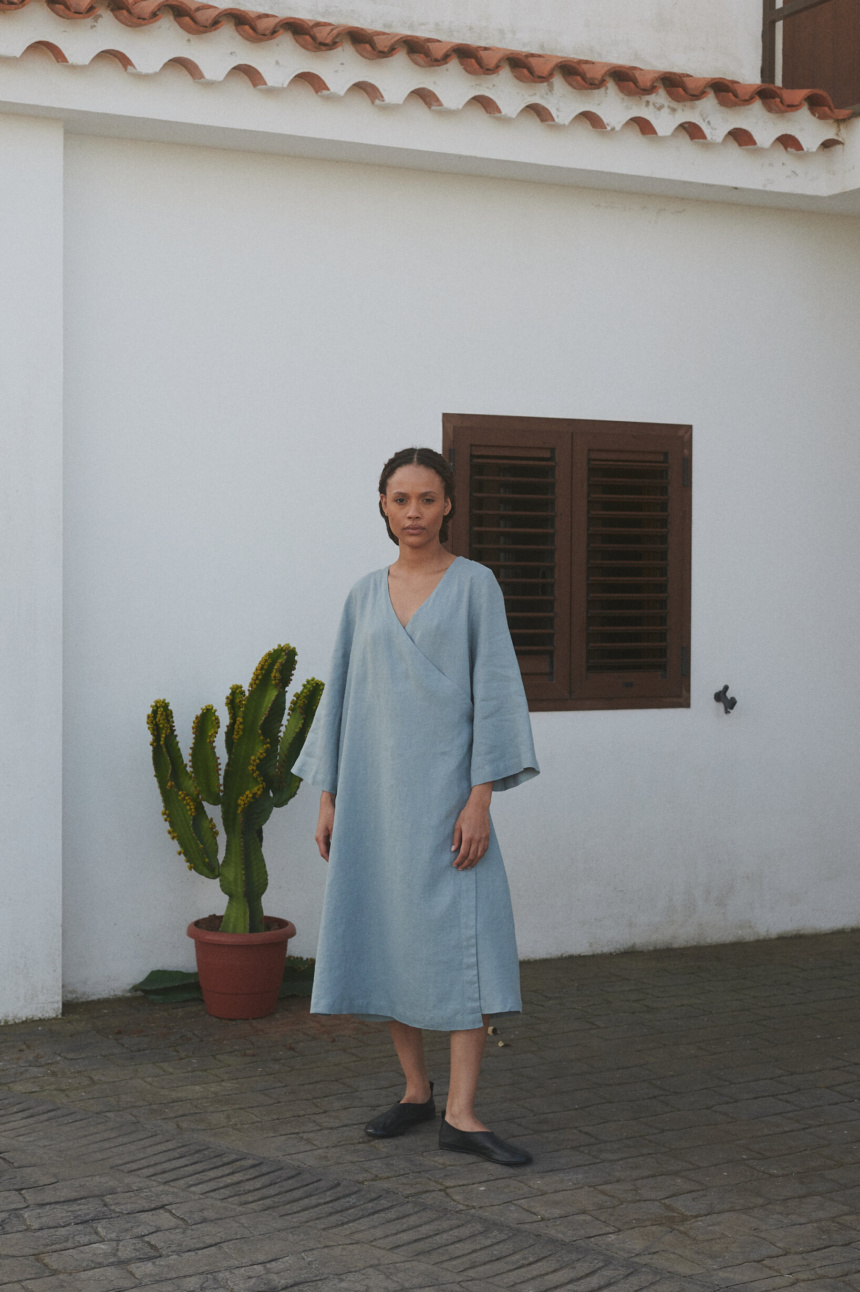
[
  {"xmin": 400, "ymin": 1080, "xmax": 432, "ymax": 1104},
  {"xmin": 443, "ymin": 1106, "xmax": 487, "ymax": 1133}
]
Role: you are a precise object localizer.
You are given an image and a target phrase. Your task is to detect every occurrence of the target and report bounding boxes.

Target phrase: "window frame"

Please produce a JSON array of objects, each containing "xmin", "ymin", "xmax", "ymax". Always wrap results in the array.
[{"xmin": 443, "ymin": 412, "xmax": 692, "ymax": 713}]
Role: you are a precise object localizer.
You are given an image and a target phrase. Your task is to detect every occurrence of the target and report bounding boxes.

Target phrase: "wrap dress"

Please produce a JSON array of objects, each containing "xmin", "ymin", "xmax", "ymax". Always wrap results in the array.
[{"xmin": 294, "ymin": 556, "xmax": 539, "ymax": 1031}]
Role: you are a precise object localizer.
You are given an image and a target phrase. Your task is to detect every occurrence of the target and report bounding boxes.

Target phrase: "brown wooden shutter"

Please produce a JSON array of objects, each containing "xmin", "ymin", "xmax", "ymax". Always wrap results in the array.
[
  {"xmin": 571, "ymin": 423, "xmax": 690, "ymax": 706},
  {"xmin": 445, "ymin": 418, "xmax": 571, "ymax": 703},
  {"xmin": 443, "ymin": 414, "xmax": 691, "ymax": 711}
]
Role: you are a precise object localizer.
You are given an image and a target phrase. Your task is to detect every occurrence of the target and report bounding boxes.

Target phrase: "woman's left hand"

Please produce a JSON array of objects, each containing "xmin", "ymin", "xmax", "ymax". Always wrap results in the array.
[{"xmin": 451, "ymin": 783, "xmax": 493, "ymax": 870}]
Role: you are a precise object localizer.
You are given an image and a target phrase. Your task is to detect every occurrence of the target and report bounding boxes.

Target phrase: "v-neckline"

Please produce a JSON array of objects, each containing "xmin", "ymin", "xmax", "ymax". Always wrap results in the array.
[{"xmin": 386, "ymin": 557, "xmax": 460, "ymax": 631}]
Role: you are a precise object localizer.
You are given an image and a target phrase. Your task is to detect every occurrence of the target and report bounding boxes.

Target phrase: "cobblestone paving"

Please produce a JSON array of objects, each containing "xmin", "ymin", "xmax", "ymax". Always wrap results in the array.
[{"xmin": 1, "ymin": 932, "xmax": 859, "ymax": 1290}]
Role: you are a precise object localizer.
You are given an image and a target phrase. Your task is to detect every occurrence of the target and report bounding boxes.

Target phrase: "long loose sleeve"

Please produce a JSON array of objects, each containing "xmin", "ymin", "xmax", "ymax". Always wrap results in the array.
[
  {"xmin": 468, "ymin": 567, "xmax": 540, "ymax": 793},
  {"xmin": 292, "ymin": 590, "xmax": 356, "ymax": 795}
]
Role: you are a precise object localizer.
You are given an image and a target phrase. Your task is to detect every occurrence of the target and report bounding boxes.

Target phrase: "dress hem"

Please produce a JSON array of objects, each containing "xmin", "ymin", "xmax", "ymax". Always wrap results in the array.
[{"xmin": 309, "ymin": 1003, "xmax": 522, "ymax": 1031}]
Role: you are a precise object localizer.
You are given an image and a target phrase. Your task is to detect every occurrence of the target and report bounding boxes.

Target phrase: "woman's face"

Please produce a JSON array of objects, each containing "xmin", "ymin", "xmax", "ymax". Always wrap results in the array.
[{"xmin": 381, "ymin": 464, "xmax": 451, "ymax": 550}]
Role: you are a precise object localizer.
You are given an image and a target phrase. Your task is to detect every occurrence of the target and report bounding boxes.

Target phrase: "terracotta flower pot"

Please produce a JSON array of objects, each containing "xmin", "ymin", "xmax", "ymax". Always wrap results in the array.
[{"xmin": 187, "ymin": 915, "xmax": 296, "ymax": 1019}]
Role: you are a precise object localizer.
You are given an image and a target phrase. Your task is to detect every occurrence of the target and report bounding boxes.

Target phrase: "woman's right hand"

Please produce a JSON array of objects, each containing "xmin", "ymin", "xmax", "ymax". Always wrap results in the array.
[{"xmin": 314, "ymin": 792, "xmax": 336, "ymax": 861}]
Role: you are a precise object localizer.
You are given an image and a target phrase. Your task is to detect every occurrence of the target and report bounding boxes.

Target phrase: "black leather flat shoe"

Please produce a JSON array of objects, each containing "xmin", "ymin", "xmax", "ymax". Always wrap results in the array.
[
  {"xmin": 438, "ymin": 1117, "xmax": 532, "ymax": 1166},
  {"xmin": 364, "ymin": 1083, "xmax": 436, "ymax": 1138}
]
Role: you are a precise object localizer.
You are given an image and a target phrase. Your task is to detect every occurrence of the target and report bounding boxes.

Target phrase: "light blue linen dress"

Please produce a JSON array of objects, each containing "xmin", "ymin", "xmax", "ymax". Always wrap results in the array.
[{"xmin": 294, "ymin": 557, "xmax": 539, "ymax": 1031}]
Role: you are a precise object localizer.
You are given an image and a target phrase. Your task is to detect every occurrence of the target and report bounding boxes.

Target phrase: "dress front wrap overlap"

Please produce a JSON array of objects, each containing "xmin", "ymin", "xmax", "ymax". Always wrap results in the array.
[{"xmin": 294, "ymin": 557, "xmax": 539, "ymax": 1031}]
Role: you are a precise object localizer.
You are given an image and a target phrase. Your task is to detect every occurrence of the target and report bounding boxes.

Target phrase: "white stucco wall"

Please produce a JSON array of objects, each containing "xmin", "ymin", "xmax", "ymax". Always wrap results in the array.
[
  {"xmin": 262, "ymin": 0, "xmax": 763, "ymax": 82},
  {"xmin": 0, "ymin": 115, "xmax": 64, "ymax": 1021},
  {"xmin": 60, "ymin": 131, "xmax": 860, "ymax": 999}
]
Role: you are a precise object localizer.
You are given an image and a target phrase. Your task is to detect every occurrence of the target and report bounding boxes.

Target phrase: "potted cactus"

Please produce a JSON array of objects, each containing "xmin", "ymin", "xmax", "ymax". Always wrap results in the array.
[{"xmin": 147, "ymin": 644, "xmax": 323, "ymax": 1019}]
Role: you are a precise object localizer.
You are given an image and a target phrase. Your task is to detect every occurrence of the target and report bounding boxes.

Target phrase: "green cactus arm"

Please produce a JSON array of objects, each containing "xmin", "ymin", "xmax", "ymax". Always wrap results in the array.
[
  {"xmin": 255, "ymin": 683, "xmax": 287, "ymax": 795},
  {"xmin": 244, "ymin": 791, "xmax": 274, "ymax": 837},
  {"xmin": 276, "ymin": 678, "xmax": 323, "ymax": 775},
  {"xmin": 147, "ymin": 700, "xmax": 220, "ymax": 879},
  {"xmin": 224, "ymin": 685, "xmax": 245, "ymax": 759},
  {"xmin": 257, "ymin": 646, "xmax": 295, "ymax": 776},
  {"xmin": 247, "ymin": 646, "xmax": 294, "ymax": 747},
  {"xmin": 222, "ymin": 650, "xmax": 281, "ymax": 838},
  {"xmin": 191, "ymin": 704, "xmax": 222, "ymax": 805},
  {"xmin": 220, "ymin": 647, "xmax": 295, "ymax": 918},
  {"xmin": 219, "ymin": 828, "xmax": 266, "ymax": 934},
  {"xmin": 151, "ymin": 736, "xmax": 219, "ymax": 878},
  {"xmin": 272, "ymin": 772, "xmax": 302, "ymax": 811},
  {"xmin": 276, "ymin": 644, "xmax": 297, "ymax": 696},
  {"xmin": 272, "ymin": 677, "xmax": 324, "ymax": 808},
  {"xmin": 240, "ymin": 647, "xmax": 293, "ymax": 817}
]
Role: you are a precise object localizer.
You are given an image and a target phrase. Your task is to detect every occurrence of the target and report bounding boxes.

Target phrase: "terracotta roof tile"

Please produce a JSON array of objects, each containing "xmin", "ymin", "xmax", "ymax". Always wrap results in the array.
[{"xmin": 0, "ymin": 0, "xmax": 852, "ymax": 122}]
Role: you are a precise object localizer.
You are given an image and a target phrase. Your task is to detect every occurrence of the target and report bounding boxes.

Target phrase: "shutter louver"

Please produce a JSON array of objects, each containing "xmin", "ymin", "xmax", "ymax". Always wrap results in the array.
[
  {"xmin": 586, "ymin": 450, "xmax": 670, "ymax": 675},
  {"xmin": 469, "ymin": 446, "xmax": 557, "ymax": 682}
]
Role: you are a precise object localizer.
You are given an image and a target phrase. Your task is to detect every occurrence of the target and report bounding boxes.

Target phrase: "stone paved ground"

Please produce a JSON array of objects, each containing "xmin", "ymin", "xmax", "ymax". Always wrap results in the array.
[{"xmin": 1, "ymin": 932, "xmax": 859, "ymax": 1291}]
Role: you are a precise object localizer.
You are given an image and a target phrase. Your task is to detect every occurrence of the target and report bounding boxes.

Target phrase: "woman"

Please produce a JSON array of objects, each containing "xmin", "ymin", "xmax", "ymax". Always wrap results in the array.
[{"xmin": 294, "ymin": 447, "xmax": 539, "ymax": 1166}]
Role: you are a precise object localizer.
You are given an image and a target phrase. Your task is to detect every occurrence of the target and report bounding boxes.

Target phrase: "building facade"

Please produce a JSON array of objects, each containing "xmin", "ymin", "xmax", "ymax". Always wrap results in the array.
[{"xmin": 1, "ymin": 0, "xmax": 859, "ymax": 1021}]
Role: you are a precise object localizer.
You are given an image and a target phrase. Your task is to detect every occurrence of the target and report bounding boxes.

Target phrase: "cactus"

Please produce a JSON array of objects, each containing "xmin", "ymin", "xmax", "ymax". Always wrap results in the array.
[{"xmin": 147, "ymin": 646, "xmax": 323, "ymax": 934}]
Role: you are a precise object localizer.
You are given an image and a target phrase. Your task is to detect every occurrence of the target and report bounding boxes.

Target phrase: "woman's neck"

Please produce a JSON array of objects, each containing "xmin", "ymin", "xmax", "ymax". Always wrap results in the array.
[{"xmin": 392, "ymin": 542, "xmax": 455, "ymax": 574}]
